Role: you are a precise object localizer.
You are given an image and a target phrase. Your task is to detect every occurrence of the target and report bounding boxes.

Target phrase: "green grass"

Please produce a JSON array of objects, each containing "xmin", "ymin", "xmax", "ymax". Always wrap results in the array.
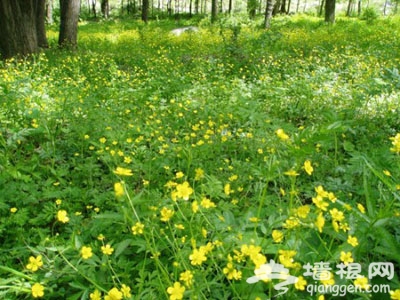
[{"xmin": 0, "ymin": 15, "xmax": 400, "ymax": 300}]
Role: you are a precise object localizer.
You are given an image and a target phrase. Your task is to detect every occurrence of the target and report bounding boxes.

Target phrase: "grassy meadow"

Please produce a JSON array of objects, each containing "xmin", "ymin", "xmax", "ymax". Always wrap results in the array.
[{"xmin": 1, "ymin": 14, "xmax": 400, "ymax": 299}]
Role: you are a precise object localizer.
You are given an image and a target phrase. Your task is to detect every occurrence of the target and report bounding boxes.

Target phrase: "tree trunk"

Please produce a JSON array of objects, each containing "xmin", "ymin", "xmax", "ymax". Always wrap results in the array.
[
  {"xmin": 211, "ymin": 0, "xmax": 218, "ymax": 23},
  {"xmin": 195, "ymin": 0, "xmax": 199, "ymax": 13},
  {"xmin": 346, "ymin": 0, "xmax": 354, "ymax": 16},
  {"xmin": 280, "ymin": 0, "xmax": 286, "ymax": 13},
  {"xmin": 59, "ymin": 0, "xmax": 80, "ymax": 48},
  {"xmin": 35, "ymin": 0, "xmax": 48, "ymax": 48},
  {"xmin": 272, "ymin": 0, "xmax": 280, "ymax": 15},
  {"xmin": 101, "ymin": 0, "xmax": 109, "ymax": 18},
  {"xmin": 0, "ymin": 0, "xmax": 47, "ymax": 59},
  {"xmin": 46, "ymin": 0, "xmax": 53, "ymax": 23},
  {"xmin": 264, "ymin": 0, "xmax": 275, "ymax": 28},
  {"xmin": 228, "ymin": 0, "xmax": 233, "ymax": 13},
  {"xmin": 325, "ymin": 0, "xmax": 335, "ymax": 23},
  {"xmin": 318, "ymin": 0, "xmax": 324, "ymax": 16},
  {"xmin": 142, "ymin": 0, "xmax": 149, "ymax": 21}
]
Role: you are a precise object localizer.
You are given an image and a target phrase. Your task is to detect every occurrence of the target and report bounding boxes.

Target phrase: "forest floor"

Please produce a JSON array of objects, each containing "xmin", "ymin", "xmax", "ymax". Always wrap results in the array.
[{"xmin": 1, "ymin": 14, "xmax": 400, "ymax": 300}]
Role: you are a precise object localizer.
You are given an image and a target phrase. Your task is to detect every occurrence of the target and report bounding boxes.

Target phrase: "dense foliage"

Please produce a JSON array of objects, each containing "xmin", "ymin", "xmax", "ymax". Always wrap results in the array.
[{"xmin": 1, "ymin": 15, "xmax": 400, "ymax": 299}]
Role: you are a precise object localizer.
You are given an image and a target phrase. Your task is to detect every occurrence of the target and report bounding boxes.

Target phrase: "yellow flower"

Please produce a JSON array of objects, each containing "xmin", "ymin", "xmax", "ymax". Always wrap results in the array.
[
  {"xmin": 121, "ymin": 284, "xmax": 132, "ymax": 298},
  {"xmin": 315, "ymin": 185, "xmax": 328, "ymax": 198},
  {"xmin": 189, "ymin": 248, "xmax": 207, "ymax": 266},
  {"xmin": 278, "ymin": 250, "xmax": 298, "ymax": 268},
  {"xmin": 81, "ymin": 246, "xmax": 93, "ymax": 259},
  {"xmin": 194, "ymin": 168, "xmax": 204, "ymax": 180},
  {"xmin": 113, "ymin": 167, "xmax": 133, "ymax": 176},
  {"xmin": 320, "ymin": 271, "xmax": 335, "ymax": 286},
  {"xmin": 315, "ymin": 213, "xmax": 325, "ymax": 233},
  {"xmin": 10, "ymin": 207, "xmax": 18, "ymax": 213},
  {"xmin": 180, "ymin": 270, "xmax": 194, "ymax": 287},
  {"xmin": 114, "ymin": 182, "xmax": 124, "ymax": 197},
  {"xmin": 347, "ymin": 235, "xmax": 359, "ymax": 247},
  {"xmin": 383, "ymin": 170, "xmax": 392, "ymax": 176},
  {"xmin": 330, "ymin": 208, "xmax": 345, "ymax": 222},
  {"xmin": 57, "ymin": 210, "xmax": 70, "ymax": 223},
  {"xmin": 312, "ymin": 196, "xmax": 329, "ymax": 211},
  {"xmin": 272, "ymin": 230, "xmax": 284, "ymax": 243},
  {"xmin": 191, "ymin": 200, "xmax": 199, "ymax": 213},
  {"xmin": 101, "ymin": 244, "xmax": 114, "ymax": 255},
  {"xmin": 174, "ymin": 181, "xmax": 193, "ymax": 200},
  {"xmin": 354, "ymin": 276, "xmax": 370, "ymax": 290},
  {"xmin": 389, "ymin": 133, "xmax": 400, "ymax": 154},
  {"xmin": 167, "ymin": 282, "xmax": 185, "ymax": 300},
  {"xmin": 223, "ymin": 262, "xmax": 242, "ymax": 280},
  {"xmin": 284, "ymin": 170, "xmax": 299, "ymax": 177},
  {"xmin": 31, "ymin": 283, "xmax": 45, "ymax": 298},
  {"xmin": 357, "ymin": 203, "xmax": 366, "ymax": 214},
  {"xmin": 200, "ymin": 197, "xmax": 216, "ymax": 208},
  {"xmin": 132, "ymin": 222, "xmax": 145, "ymax": 235},
  {"xmin": 390, "ymin": 289, "xmax": 400, "ymax": 300},
  {"xmin": 90, "ymin": 289, "xmax": 102, "ymax": 300},
  {"xmin": 304, "ymin": 160, "xmax": 313, "ymax": 175},
  {"xmin": 283, "ymin": 217, "xmax": 300, "ymax": 229},
  {"xmin": 276, "ymin": 128, "xmax": 289, "ymax": 141},
  {"xmin": 296, "ymin": 205, "xmax": 310, "ymax": 218},
  {"xmin": 104, "ymin": 287, "xmax": 123, "ymax": 300},
  {"xmin": 99, "ymin": 137, "xmax": 107, "ymax": 144},
  {"xmin": 160, "ymin": 207, "xmax": 174, "ymax": 222},
  {"xmin": 295, "ymin": 276, "xmax": 307, "ymax": 290},
  {"xmin": 175, "ymin": 171, "xmax": 184, "ymax": 178},
  {"xmin": 340, "ymin": 251, "xmax": 353, "ymax": 265},
  {"xmin": 224, "ymin": 183, "xmax": 231, "ymax": 195},
  {"xmin": 26, "ymin": 255, "xmax": 43, "ymax": 272}
]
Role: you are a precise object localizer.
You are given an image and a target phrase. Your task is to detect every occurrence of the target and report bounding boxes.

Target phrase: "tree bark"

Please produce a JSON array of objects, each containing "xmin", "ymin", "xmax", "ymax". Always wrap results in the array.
[
  {"xmin": 59, "ymin": 0, "xmax": 80, "ymax": 48},
  {"xmin": 0, "ymin": 0, "xmax": 48, "ymax": 59},
  {"xmin": 101, "ymin": 0, "xmax": 109, "ymax": 18},
  {"xmin": 46, "ymin": 0, "xmax": 54, "ymax": 24},
  {"xmin": 211, "ymin": 0, "xmax": 218, "ymax": 23},
  {"xmin": 325, "ymin": 0, "xmax": 335, "ymax": 23},
  {"xmin": 142, "ymin": 0, "xmax": 149, "ymax": 21},
  {"xmin": 35, "ymin": 0, "xmax": 48, "ymax": 48},
  {"xmin": 264, "ymin": 0, "xmax": 275, "ymax": 28}
]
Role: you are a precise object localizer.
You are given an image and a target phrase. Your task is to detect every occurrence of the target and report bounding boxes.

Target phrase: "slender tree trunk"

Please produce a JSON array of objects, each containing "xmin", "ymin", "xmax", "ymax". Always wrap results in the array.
[
  {"xmin": 211, "ymin": 0, "xmax": 217, "ymax": 23},
  {"xmin": 46, "ymin": 0, "xmax": 53, "ymax": 23},
  {"xmin": 0, "ymin": 0, "xmax": 44, "ymax": 58},
  {"xmin": 101, "ymin": 0, "xmax": 109, "ymax": 18},
  {"xmin": 264, "ymin": 0, "xmax": 275, "ymax": 28},
  {"xmin": 228, "ymin": 0, "xmax": 233, "ymax": 13},
  {"xmin": 383, "ymin": 0, "xmax": 389, "ymax": 15},
  {"xmin": 280, "ymin": 0, "xmax": 286, "ymax": 13},
  {"xmin": 318, "ymin": 0, "xmax": 324, "ymax": 16},
  {"xmin": 59, "ymin": 0, "xmax": 80, "ymax": 48},
  {"xmin": 357, "ymin": 0, "xmax": 361, "ymax": 15},
  {"xmin": 35, "ymin": 0, "xmax": 48, "ymax": 48},
  {"xmin": 346, "ymin": 0, "xmax": 354, "ymax": 16},
  {"xmin": 325, "ymin": 0, "xmax": 335, "ymax": 22},
  {"xmin": 142, "ymin": 0, "xmax": 149, "ymax": 21},
  {"xmin": 273, "ymin": 0, "xmax": 280, "ymax": 15},
  {"xmin": 195, "ymin": 0, "xmax": 199, "ymax": 13}
]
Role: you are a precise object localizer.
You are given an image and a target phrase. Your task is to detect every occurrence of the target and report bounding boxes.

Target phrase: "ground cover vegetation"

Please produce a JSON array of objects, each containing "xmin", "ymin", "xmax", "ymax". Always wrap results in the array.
[{"xmin": 1, "ymin": 14, "xmax": 400, "ymax": 300}]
